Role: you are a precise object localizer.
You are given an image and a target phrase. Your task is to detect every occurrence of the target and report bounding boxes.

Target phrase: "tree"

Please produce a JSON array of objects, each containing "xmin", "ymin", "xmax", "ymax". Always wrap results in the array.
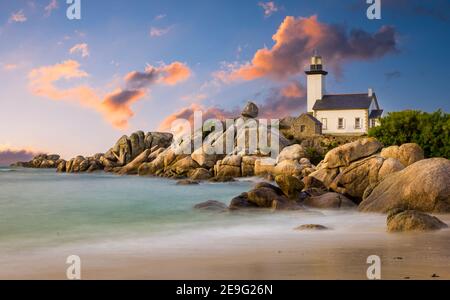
[{"xmin": 369, "ymin": 110, "xmax": 450, "ymax": 158}]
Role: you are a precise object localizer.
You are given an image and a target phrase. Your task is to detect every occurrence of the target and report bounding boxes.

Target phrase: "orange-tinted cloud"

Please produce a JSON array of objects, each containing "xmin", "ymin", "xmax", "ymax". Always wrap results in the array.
[
  {"xmin": 221, "ymin": 15, "xmax": 398, "ymax": 81},
  {"xmin": 100, "ymin": 89, "xmax": 146, "ymax": 129},
  {"xmin": 28, "ymin": 60, "xmax": 191, "ymax": 129}
]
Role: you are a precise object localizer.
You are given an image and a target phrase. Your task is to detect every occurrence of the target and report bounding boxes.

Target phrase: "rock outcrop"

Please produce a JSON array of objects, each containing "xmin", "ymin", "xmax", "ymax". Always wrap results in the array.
[
  {"xmin": 11, "ymin": 154, "xmax": 64, "ymax": 169},
  {"xmin": 306, "ymin": 138, "xmax": 414, "ymax": 200},
  {"xmin": 359, "ymin": 158, "xmax": 450, "ymax": 213},
  {"xmin": 387, "ymin": 209, "xmax": 448, "ymax": 232}
]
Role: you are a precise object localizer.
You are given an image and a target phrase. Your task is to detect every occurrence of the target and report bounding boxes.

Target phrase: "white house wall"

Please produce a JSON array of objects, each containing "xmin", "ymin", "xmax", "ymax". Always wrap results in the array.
[{"xmin": 315, "ymin": 109, "xmax": 368, "ymax": 135}]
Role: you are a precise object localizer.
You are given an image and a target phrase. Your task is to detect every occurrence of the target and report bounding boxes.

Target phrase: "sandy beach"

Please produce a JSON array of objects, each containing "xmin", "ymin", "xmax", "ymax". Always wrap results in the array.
[{"xmin": 1, "ymin": 212, "xmax": 449, "ymax": 280}]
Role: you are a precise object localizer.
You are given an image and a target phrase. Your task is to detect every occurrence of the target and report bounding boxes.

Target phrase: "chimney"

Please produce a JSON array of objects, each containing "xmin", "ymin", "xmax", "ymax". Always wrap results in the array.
[{"xmin": 368, "ymin": 88, "xmax": 373, "ymax": 97}]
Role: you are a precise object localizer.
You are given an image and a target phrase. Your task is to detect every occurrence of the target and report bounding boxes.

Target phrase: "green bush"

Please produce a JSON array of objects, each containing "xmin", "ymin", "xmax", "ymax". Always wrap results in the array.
[{"xmin": 368, "ymin": 110, "xmax": 450, "ymax": 158}]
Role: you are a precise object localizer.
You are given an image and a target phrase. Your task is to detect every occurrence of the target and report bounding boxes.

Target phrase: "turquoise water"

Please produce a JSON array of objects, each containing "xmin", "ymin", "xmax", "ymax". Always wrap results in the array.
[{"xmin": 0, "ymin": 167, "xmax": 253, "ymax": 251}]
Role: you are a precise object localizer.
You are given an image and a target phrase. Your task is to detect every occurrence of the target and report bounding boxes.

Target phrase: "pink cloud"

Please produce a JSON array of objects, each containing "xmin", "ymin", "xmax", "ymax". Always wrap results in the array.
[
  {"xmin": 28, "ymin": 60, "xmax": 192, "ymax": 130},
  {"xmin": 220, "ymin": 15, "xmax": 398, "ymax": 81},
  {"xmin": 9, "ymin": 10, "xmax": 27, "ymax": 23},
  {"xmin": 259, "ymin": 2, "xmax": 279, "ymax": 17},
  {"xmin": 69, "ymin": 43, "xmax": 90, "ymax": 58}
]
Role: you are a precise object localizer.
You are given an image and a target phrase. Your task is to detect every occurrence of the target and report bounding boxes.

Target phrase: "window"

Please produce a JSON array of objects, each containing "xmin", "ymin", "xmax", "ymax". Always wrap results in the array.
[
  {"xmin": 300, "ymin": 125, "xmax": 306, "ymax": 132},
  {"xmin": 338, "ymin": 118, "xmax": 345, "ymax": 129},
  {"xmin": 370, "ymin": 119, "xmax": 376, "ymax": 128},
  {"xmin": 355, "ymin": 118, "xmax": 361, "ymax": 129},
  {"xmin": 321, "ymin": 118, "xmax": 327, "ymax": 130}
]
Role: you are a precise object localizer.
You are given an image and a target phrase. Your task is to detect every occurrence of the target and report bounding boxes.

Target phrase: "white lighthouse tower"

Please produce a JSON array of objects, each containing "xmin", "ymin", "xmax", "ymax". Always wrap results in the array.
[{"xmin": 305, "ymin": 54, "xmax": 328, "ymax": 114}]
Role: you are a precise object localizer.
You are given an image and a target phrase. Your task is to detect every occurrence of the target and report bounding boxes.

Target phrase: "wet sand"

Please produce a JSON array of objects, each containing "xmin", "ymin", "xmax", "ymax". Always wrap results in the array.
[{"xmin": 1, "ymin": 213, "xmax": 449, "ymax": 280}]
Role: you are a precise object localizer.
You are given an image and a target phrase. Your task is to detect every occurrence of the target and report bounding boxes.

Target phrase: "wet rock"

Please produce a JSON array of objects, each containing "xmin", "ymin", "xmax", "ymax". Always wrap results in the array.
[
  {"xmin": 294, "ymin": 224, "xmax": 329, "ymax": 231},
  {"xmin": 387, "ymin": 209, "xmax": 448, "ymax": 232},
  {"xmin": 275, "ymin": 174, "xmax": 305, "ymax": 199},
  {"xmin": 176, "ymin": 179, "xmax": 199, "ymax": 185},
  {"xmin": 194, "ymin": 200, "xmax": 228, "ymax": 212},
  {"xmin": 303, "ymin": 192, "xmax": 356, "ymax": 209}
]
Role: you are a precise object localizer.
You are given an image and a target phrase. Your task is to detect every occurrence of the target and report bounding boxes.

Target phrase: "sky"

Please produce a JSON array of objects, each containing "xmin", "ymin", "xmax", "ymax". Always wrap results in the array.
[{"xmin": 0, "ymin": 0, "xmax": 449, "ymax": 163}]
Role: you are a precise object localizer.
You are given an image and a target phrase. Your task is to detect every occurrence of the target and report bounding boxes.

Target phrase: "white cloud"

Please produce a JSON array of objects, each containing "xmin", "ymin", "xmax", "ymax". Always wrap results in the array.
[
  {"xmin": 9, "ymin": 10, "xmax": 27, "ymax": 23},
  {"xmin": 150, "ymin": 26, "xmax": 172, "ymax": 37},
  {"xmin": 258, "ymin": 2, "xmax": 278, "ymax": 17},
  {"xmin": 69, "ymin": 43, "xmax": 90, "ymax": 58}
]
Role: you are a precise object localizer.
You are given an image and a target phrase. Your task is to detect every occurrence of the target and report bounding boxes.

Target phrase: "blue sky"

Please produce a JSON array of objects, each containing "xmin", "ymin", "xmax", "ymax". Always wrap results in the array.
[{"xmin": 0, "ymin": 0, "xmax": 449, "ymax": 160}]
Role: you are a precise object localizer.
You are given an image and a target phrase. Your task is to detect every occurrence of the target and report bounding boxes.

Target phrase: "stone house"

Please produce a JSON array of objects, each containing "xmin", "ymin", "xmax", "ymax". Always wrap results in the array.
[{"xmin": 290, "ymin": 113, "xmax": 322, "ymax": 139}]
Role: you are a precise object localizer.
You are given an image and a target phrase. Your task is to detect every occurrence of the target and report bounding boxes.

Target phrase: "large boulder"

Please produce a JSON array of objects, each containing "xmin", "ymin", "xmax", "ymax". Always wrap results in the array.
[
  {"xmin": 170, "ymin": 156, "xmax": 199, "ymax": 176},
  {"xmin": 275, "ymin": 174, "xmax": 304, "ymax": 199},
  {"xmin": 241, "ymin": 101, "xmax": 259, "ymax": 118},
  {"xmin": 191, "ymin": 147, "xmax": 217, "ymax": 168},
  {"xmin": 380, "ymin": 143, "xmax": 424, "ymax": 167},
  {"xmin": 117, "ymin": 149, "xmax": 151, "ymax": 175},
  {"xmin": 277, "ymin": 144, "xmax": 306, "ymax": 163},
  {"xmin": 241, "ymin": 156, "xmax": 257, "ymax": 177},
  {"xmin": 273, "ymin": 160, "xmax": 302, "ymax": 177},
  {"xmin": 303, "ymin": 192, "xmax": 356, "ymax": 209},
  {"xmin": 387, "ymin": 209, "xmax": 448, "ymax": 232},
  {"xmin": 188, "ymin": 168, "xmax": 213, "ymax": 180},
  {"xmin": 359, "ymin": 158, "xmax": 450, "ymax": 213},
  {"xmin": 308, "ymin": 168, "xmax": 339, "ymax": 188},
  {"xmin": 129, "ymin": 131, "xmax": 146, "ymax": 160},
  {"xmin": 229, "ymin": 182, "xmax": 300, "ymax": 210},
  {"xmin": 254, "ymin": 158, "xmax": 276, "ymax": 176},
  {"xmin": 229, "ymin": 193, "xmax": 258, "ymax": 210},
  {"xmin": 323, "ymin": 138, "xmax": 382, "ymax": 168},
  {"xmin": 329, "ymin": 156, "xmax": 385, "ymax": 198},
  {"xmin": 216, "ymin": 165, "xmax": 241, "ymax": 178}
]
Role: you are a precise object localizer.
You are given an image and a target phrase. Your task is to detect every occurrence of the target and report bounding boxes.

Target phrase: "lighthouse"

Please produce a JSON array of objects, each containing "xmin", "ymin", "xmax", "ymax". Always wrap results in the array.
[{"xmin": 305, "ymin": 54, "xmax": 328, "ymax": 114}]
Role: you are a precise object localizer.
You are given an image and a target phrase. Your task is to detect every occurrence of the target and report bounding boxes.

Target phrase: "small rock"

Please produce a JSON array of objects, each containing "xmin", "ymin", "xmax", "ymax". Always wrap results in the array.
[
  {"xmin": 294, "ymin": 224, "xmax": 329, "ymax": 231},
  {"xmin": 176, "ymin": 179, "xmax": 199, "ymax": 185},
  {"xmin": 194, "ymin": 200, "xmax": 228, "ymax": 212}
]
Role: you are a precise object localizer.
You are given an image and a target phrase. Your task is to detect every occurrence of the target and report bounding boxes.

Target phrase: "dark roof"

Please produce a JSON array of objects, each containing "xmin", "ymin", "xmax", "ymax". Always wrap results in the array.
[
  {"xmin": 313, "ymin": 93, "xmax": 374, "ymax": 110},
  {"xmin": 369, "ymin": 109, "xmax": 384, "ymax": 119},
  {"xmin": 301, "ymin": 113, "xmax": 322, "ymax": 125}
]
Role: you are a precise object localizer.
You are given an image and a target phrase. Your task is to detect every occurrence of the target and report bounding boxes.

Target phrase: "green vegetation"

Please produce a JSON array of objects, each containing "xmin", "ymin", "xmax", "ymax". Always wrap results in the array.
[
  {"xmin": 305, "ymin": 147, "xmax": 324, "ymax": 165},
  {"xmin": 368, "ymin": 110, "xmax": 450, "ymax": 158}
]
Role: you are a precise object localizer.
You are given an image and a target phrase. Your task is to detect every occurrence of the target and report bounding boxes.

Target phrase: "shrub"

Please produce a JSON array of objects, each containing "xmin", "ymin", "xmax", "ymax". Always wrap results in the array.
[{"xmin": 368, "ymin": 110, "xmax": 450, "ymax": 158}]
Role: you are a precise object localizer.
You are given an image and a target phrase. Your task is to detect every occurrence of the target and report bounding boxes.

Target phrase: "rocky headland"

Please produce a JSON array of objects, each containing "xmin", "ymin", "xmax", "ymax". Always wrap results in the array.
[{"xmin": 12, "ymin": 102, "xmax": 450, "ymax": 233}]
